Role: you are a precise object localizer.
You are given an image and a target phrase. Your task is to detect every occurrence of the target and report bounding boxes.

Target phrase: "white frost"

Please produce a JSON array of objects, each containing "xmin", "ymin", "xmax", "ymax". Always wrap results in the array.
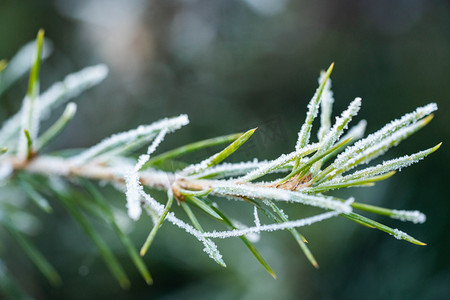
[
  {"xmin": 391, "ymin": 228, "xmax": 408, "ymax": 240},
  {"xmin": 391, "ymin": 210, "xmax": 426, "ymax": 224}
]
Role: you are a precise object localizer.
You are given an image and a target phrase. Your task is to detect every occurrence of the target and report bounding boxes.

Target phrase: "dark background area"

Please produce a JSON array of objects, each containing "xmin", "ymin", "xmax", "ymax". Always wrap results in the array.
[{"xmin": 0, "ymin": 0, "xmax": 449, "ymax": 299}]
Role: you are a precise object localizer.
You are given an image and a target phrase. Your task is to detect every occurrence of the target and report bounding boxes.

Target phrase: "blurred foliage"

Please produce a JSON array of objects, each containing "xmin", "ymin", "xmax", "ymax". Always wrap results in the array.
[{"xmin": 0, "ymin": 0, "xmax": 449, "ymax": 299}]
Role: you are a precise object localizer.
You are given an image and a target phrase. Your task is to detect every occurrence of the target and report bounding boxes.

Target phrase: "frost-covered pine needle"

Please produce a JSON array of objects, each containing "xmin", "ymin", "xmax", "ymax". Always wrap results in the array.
[
  {"xmin": 211, "ymin": 181, "xmax": 353, "ymax": 214},
  {"xmin": 37, "ymin": 102, "xmax": 77, "ymax": 151},
  {"xmin": 39, "ymin": 64, "xmax": 108, "ymax": 119},
  {"xmin": 325, "ymin": 103, "xmax": 437, "ymax": 175},
  {"xmin": 317, "ymin": 71, "xmax": 335, "ymax": 142},
  {"xmin": 203, "ymin": 210, "xmax": 340, "ymax": 239},
  {"xmin": 125, "ymin": 127, "xmax": 171, "ymax": 220},
  {"xmin": 125, "ymin": 169, "xmax": 143, "ymax": 221},
  {"xmin": 182, "ymin": 128, "xmax": 256, "ymax": 175},
  {"xmin": 0, "ymin": 65, "xmax": 109, "ymax": 148},
  {"xmin": 316, "ymin": 97, "xmax": 361, "ymax": 155},
  {"xmin": 194, "ymin": 159, "xmax": 266, "ymax": 179},
  {"xmin": 239, "ymin": 143, "xmax": 319, "ymax": 182},
  {"xmin": 140, "ymin": 191, "xmax": 225, "ymax": 264},
  {"xmin": 0, "ymin": 39, "xmax": 52, "ymax": 96},
  {"xmin": 254, "ymin": 206, "xmax": 261, "ymax": 228},
  {"xmin": 295, "ymin": 63, "xmax": 334, "ymax": 151},
  {"xmin": 324, "ymin": 144, "xmax": 440, "ymax": 184},
  {"xmin": 17, "ymin": 96, "xmax": 40, "ymax": 159},
  {"xmin": 323, "ymin": 114, "xmax": 434, "ymax": 180},
  {"xmin": 135, "ymin": 128, "xmax": 168, "ymax": 171},
  {"xmin": 141, "ymin": 186, "xmax": 343, "ymax": 241},
  {"xmin": 340, "ymin": 119, "xmax": 367, "ymax": 142},
  {"xmin": 71, "ymin": 115, "xmax": 188, "ymax": 165}
]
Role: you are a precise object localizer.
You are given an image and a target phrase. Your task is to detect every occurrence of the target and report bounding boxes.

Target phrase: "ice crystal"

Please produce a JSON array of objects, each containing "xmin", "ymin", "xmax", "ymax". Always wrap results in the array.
[
  {"xmin": 391, "ymin": 228, "xmax": 408, "ymax": 240},
  {"xmin": 391, "ymin": 210, "xmax": 426, "ymax": 224}
]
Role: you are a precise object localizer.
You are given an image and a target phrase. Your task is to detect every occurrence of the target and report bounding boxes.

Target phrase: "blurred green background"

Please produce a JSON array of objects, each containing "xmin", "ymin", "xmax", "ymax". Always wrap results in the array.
[{"xmin": 0, "ymin": 0, "xmax": 449, "ymax": 299}]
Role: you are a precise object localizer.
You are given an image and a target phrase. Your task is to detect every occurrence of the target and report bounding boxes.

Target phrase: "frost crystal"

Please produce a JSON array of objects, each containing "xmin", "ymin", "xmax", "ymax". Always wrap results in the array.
[
  {"xmin": 391, "ymin": 228, "xmax": 408, "ymax": 240},
  {"xmin": 391, "ymin": 210, "xmax": 426, "ymax": 224}
]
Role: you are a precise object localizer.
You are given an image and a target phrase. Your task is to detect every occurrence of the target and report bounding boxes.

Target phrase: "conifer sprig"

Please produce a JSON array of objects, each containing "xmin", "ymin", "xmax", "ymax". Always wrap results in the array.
[{"xmin": 0, "ymin": 32, "xmax": 440, "ymax": 292}]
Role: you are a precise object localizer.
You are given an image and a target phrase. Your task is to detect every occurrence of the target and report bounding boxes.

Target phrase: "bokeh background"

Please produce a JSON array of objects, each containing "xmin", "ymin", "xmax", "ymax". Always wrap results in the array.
[{"xmin": 0, "ymin": 0, "xmax": 449, "ymax": 299}]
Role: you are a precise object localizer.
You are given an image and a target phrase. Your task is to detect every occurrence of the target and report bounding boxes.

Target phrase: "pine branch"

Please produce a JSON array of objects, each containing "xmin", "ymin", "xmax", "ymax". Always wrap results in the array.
[{"xmin": 0, "ymin": 32, "xmax": 441, "ymax": 289}]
